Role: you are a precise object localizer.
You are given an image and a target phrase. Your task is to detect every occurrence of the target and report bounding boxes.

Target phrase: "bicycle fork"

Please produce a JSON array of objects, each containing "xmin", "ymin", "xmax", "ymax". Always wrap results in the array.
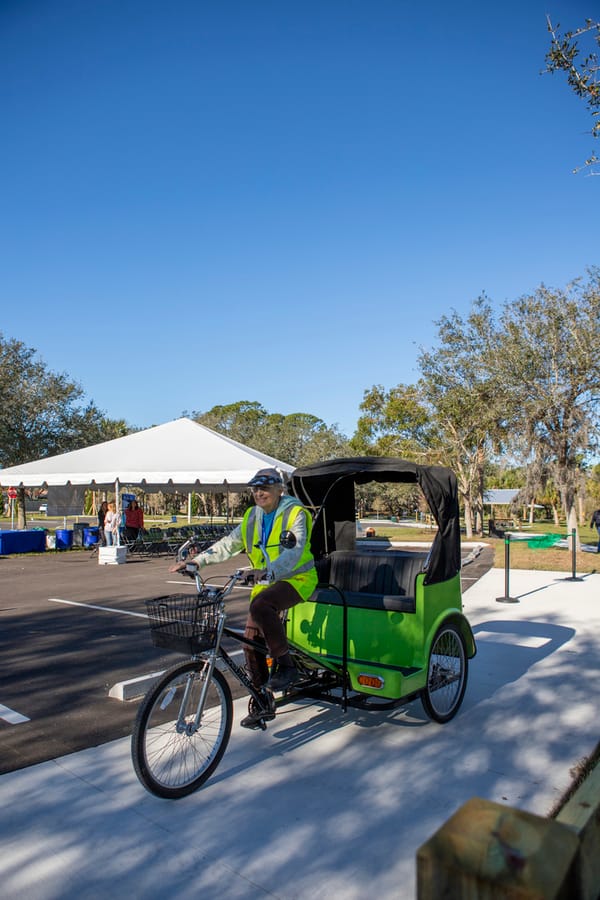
[{"xmin": 174, "ymin": 611, "xmax": 228, "ymax": 736}]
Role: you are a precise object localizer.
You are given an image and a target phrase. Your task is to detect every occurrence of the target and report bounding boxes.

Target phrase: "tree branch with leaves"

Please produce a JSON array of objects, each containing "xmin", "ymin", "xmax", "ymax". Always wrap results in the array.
[
  {"xmin": 0, "ymin": 333, "xmax": 130, "ymax": 527},
  {"xmin": 545, "ymin": 15, "xmax": 600, "ymax": 173}
]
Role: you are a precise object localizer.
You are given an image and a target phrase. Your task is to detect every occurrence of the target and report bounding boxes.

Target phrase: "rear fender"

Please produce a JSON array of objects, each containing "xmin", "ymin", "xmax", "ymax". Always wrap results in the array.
[{"xmin": 425, "ymin": 611, "xmax": 477, "ymax": 659}]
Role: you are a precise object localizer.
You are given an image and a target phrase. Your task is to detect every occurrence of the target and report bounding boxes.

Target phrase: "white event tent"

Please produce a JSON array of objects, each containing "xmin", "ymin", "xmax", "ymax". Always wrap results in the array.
[{"xmin": 0, "ymin": 418, "xmax": 294, "ymax": 496}]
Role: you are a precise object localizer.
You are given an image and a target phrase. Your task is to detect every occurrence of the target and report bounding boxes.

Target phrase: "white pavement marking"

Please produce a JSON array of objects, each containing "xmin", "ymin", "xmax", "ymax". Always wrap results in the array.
[
  {"xmin": 0, "ymin": 704, "xmax": 30, "ymax": 724},
  {"xmin": 48, "ymin": 598, "xmax": 148, "ymax": 618},
  {"xmin": 109, "ymin": 651, "xmax": 248, "ymax": 700},
  {"xmin": 109, "ymin": 647, "xmax": 248, "ymax": 700},
  {"xmin": 109, "ymin": 672, "xmax": 165, "ymax": 701}
]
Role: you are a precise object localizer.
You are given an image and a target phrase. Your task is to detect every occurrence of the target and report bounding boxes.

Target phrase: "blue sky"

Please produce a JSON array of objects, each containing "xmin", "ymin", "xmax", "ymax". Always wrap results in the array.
[{"xmin": 1, "ymin": 0, "xmax": 597, "ymax": 439}]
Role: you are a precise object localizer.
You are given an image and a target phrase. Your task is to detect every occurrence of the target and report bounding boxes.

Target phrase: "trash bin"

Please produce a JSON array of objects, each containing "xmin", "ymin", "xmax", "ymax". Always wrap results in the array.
[
  {"xmin": 83, "ymin": 527, "xmax": 99, "ymax": 547},
  {"xmin": 72, "ymin": 522, "xmax": 90, "ymax": 547},
  {"xmin": 55, "ymin": 529, "xmax": 73, "ymax": 550}
]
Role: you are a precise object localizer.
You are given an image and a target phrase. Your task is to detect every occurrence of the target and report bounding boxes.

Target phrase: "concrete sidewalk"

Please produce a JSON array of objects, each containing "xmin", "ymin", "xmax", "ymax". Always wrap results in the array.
[{"xmin": 1, "ymin": 567, "xmax": 598, "ymax": 900}]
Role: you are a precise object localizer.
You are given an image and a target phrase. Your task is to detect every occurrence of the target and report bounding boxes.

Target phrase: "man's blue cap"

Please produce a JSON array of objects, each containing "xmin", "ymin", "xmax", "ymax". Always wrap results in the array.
[{"xmin": 248, "ymin": 467, "xmax": 284, "ymax": 487}]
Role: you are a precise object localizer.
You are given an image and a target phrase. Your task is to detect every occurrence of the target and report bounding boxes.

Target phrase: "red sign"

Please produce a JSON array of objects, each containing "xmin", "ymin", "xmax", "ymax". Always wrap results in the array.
[{"xmin": 7, "ymin": 488, "xmax": 18, "ymax": 499}]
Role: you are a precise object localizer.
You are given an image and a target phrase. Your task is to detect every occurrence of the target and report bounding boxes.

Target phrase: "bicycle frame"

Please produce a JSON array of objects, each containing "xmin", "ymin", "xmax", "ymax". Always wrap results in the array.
[
  {"xmin": 174, "ymin": 561, "xmax": 395, "ymax": 738},
  {"xmin": 178, "ymin": 568, "xmax": 275, "ymax": 731}
]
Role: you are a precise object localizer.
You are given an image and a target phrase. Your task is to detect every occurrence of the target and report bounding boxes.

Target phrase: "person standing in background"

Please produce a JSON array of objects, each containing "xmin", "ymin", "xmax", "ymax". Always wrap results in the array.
[
  {"xmin": 590, "ymin": 508, "xmax": 600, "ymax": 553},
  {"xmin": 98, "ymin": 500, "xmax": 109, "ymax": 546},
  {"xmin": 125, "ymin": 499, "xmax": 144, "ymax": 541},
  {"xmin": 104, "ymin": 501, "xmax": 120, "ymax": 546}
]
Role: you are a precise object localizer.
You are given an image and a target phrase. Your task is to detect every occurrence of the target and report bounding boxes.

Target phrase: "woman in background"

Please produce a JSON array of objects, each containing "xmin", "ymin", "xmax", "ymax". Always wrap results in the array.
[
  {"xmin": 98, "ymin": 500, "xmax": 109, "ymax": 546},
  {"xmin": 104, "ymin": 501, "xmax": 121, "ymax": 546},
  {"xmin": 125, "ymin": 499, "xmax": 144, "ymax": 541}
]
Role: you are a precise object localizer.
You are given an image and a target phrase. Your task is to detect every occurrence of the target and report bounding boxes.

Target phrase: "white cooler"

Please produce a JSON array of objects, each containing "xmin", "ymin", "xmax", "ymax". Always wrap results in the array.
[{"xmin": 98, "ymin": 546, "xmax": 127, "ymax": 565}]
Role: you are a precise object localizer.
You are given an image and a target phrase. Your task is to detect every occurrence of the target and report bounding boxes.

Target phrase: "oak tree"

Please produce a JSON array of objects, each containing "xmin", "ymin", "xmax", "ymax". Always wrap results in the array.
[{"xmin": 0, "ymin": 333, "xmax": 129, "ymax": 527}]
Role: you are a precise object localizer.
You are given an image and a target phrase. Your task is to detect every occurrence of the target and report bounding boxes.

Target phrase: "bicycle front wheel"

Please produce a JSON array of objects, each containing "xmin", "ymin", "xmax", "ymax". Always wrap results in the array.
[{"xmin": 132, "ymin": 660, "xmax": 233, "ymax": 799}]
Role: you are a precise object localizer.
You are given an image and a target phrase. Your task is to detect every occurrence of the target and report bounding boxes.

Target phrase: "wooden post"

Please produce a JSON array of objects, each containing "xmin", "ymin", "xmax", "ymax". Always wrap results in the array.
[
  {"xmin": 417, "ymin": 797, "xmax": 579, "ymax": 899},
  {"xmin": 555, "ymin": 762, "xmax": 600, "ymax": 899}
]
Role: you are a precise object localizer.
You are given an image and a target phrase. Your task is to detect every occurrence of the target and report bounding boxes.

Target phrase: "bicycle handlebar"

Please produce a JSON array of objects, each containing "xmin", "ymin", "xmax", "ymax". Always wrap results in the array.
[{"xmin": 190, "ymin": 567, "xmax": 247, "ymax": 600}]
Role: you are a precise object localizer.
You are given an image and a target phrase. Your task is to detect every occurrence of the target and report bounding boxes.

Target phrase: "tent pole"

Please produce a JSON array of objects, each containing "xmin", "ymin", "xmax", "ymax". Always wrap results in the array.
[{"xmin": 115, "ymin": 478, "xmax": 121, "ymax": 546}]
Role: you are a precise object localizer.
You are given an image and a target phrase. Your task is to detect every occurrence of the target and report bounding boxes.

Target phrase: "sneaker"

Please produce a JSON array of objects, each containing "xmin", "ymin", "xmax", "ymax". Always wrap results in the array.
[
  {"xmin": 240, "ymin": 711, "xmax": 267, "ymax": 730},
  {"xmin": 240, "ymin": 694, "xmax": 275, "ymax": 730},
  {"xmin": 269, "ymin": 664, "xmax": 300, "ymax": 692}
]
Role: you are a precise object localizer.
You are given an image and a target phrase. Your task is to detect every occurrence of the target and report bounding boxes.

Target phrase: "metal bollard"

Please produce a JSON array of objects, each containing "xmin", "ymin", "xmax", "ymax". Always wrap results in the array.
[
  {"xmin": 563, "ymin": 528, "xmax": 583, "ymax": 582},
  {"xmin": 496, "ymin": 533, "xmax": 519, "ymax": 603}
]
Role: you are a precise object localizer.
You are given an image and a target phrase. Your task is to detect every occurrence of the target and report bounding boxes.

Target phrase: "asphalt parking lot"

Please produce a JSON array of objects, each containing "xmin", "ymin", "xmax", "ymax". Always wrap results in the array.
[
  {"xmin": 1, "ymin": 543, "xmax": 493, "ymax": 775},
  {"xmin": 0, "ymin": 549, "xmax": 257, "ymax": 774}
]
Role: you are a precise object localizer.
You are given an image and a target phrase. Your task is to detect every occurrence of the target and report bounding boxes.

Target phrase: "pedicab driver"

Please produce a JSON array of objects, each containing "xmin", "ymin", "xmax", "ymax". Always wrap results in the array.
[{"xmin": 169, "ymin": 467, "xmax": 318, "ymax": 725}]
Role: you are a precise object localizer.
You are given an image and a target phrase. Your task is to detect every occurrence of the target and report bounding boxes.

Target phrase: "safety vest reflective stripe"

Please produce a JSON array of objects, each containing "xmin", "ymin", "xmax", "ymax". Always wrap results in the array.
[
  {"xmin": 280, "ymin": 505, "xmax": 293, "ymax": 532},
  {"xmin": 244, "ymin": 508, "xmax": 257, "ymax": 552}
]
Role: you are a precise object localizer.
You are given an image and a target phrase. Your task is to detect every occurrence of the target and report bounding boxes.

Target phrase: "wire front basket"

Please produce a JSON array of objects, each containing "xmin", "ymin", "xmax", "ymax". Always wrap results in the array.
[{"xmin": 145, "ymin": 594, "xmax": 220, "ymax": 654}]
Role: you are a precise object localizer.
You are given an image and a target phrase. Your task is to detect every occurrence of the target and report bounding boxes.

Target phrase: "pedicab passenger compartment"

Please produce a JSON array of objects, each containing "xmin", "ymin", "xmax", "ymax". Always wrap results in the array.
[{"xmin": 287, "ymin": 548, "xmax": 433, "ymax": 699}]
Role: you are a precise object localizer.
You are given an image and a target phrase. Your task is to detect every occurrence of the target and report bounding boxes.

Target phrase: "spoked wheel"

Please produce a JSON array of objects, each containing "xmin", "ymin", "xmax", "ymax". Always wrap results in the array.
[
  {"xmin": 132, "ymin": 660, "xmax": 233, "ymax": 799},
  {"xmin": 421, "ymin": 624, "xmax": 468, "ymax": 723}
]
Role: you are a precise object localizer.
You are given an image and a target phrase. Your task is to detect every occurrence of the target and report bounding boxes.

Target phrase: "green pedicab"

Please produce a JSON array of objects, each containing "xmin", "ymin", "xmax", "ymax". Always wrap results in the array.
[{"xmin": 286, "ymin": 457, "xmax": 476, "ymax": 722}]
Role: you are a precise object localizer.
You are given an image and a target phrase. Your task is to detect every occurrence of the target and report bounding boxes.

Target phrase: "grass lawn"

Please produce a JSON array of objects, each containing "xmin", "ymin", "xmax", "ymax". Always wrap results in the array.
[{"xmin": 489, "ymin": 540, "xmax": 598, "ymax": 573}]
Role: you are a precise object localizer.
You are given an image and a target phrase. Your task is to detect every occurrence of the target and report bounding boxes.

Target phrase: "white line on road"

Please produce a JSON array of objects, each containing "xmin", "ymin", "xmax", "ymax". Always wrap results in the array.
[
  {"xmin": 48, "ymin": 585, "xmax": 247, "ymax": 618},
  {"xmin": 0, "ymin": 703, "xmax": 30, "ymax": 724},
  {"xmin": 47, "ymin": 598, "xmax": 250, "ymax": 645},
  {"xmin": 48, "ymin": 598, "xmax": 148, "ymax": 618}
]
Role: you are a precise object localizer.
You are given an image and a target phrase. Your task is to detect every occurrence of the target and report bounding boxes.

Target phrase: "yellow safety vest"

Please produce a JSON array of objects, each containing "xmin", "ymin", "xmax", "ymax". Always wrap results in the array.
[{"xmin": 241, "ymin": 500, "xmax": 317, "ymax": 601}]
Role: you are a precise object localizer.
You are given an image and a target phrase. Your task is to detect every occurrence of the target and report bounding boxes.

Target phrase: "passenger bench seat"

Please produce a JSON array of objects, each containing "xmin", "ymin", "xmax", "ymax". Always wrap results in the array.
[{"xmin": 313, "ymin": 549, "xmax": 428, "ymax": 613}]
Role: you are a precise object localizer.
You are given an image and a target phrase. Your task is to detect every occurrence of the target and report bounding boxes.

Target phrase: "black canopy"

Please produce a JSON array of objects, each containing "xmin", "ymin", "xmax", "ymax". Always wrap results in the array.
[{"xmin": 290, "ymin": 456, "xmax": 460, "ymax": 586}]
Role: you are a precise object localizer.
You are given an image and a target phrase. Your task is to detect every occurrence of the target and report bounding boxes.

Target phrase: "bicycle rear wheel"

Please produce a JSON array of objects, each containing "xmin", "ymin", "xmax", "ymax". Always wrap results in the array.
[
  {"xmin": 132, "ymin": 660, "xmax": 233, "ymax": 799},
  {"xmin": 420, "ymin": 624, "xmax": 467, "ymax": 723}
]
